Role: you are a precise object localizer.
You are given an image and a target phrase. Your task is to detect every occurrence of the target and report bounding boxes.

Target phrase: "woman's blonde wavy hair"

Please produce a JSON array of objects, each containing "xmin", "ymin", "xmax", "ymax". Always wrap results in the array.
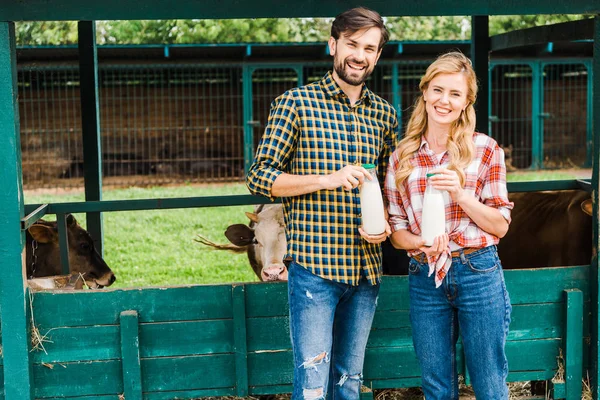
[{"xmin": 394, "ymin": 51, "xmax": 477, "ymax": 190}]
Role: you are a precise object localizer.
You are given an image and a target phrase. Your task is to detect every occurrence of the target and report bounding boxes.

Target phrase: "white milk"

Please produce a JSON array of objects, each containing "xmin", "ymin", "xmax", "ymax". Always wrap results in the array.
[
  {"xmin": 421, "ymin": 175, "xmax": 446, "ymax": 246},
  {"xmin": 360, "ymin": 165, "xmax": 386, "ymax": 235}
]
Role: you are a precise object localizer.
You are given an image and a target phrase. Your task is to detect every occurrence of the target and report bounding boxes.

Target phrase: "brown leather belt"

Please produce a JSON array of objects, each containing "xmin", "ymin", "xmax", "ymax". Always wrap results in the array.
[{"xmin": 412, "ymin": 247, "xmax": 480, "ymax": 263}]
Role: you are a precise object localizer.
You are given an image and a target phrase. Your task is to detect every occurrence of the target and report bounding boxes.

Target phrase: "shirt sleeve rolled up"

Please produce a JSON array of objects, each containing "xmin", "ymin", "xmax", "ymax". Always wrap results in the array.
[{"xmin": 246, "ymin": 91, "xmax": 299, "ymax": 201}]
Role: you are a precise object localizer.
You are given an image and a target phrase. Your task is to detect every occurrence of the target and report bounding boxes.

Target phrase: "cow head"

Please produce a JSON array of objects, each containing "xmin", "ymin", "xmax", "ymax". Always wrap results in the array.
[
  {"xmin": 26, "ymin": 214, "xmax": 116, "ymax": 289},
  {"xmin": 225, "ymin": 204, "xmax": 288, "ymax": 282}
]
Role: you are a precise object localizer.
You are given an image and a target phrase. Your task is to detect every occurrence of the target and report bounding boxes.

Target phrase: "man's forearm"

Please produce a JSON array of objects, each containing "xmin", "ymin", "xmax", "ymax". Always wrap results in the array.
[{"xmin": 271, "ymin": 173, "xmax": 328, "ymax": 197}]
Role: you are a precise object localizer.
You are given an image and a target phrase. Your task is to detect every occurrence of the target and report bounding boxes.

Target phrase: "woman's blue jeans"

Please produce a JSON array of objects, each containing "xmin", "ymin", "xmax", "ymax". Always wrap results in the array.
[
  {"xmin": 287, "ymin": 262, "xmax": 379, "ymax": 400},
  {"xmin": 408, "ymin": 246, "xmax": 512, "ymax": 400}
]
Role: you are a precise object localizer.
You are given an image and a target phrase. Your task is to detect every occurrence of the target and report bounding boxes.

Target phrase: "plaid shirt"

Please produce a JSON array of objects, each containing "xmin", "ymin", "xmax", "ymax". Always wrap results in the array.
[
  {"xmin": 385, "ymin": 132, "xmax": 513, "ymax": 286},
  {"xmin": 247, "ymin": 72, "xmax": 398, "ymax": 285}
]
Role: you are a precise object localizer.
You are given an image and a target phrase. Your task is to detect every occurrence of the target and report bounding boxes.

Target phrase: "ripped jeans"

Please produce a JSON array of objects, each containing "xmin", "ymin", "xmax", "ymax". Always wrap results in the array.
[{"xmin": 288, "ymin": 261, "xmax": 379, "ymax": 400}]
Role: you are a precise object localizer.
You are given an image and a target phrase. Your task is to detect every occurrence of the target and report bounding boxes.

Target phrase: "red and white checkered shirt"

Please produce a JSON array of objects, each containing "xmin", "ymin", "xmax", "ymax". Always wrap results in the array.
[{"xmin": 384, "ymin": 132, "xmax": 513, "ymax": 287}]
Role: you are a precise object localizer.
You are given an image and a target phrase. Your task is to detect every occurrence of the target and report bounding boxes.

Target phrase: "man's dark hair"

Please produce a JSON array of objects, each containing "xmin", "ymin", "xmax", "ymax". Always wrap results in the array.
[{"xmin": 331, "ymin": 7, "xmax": 390, "ymax": 50}]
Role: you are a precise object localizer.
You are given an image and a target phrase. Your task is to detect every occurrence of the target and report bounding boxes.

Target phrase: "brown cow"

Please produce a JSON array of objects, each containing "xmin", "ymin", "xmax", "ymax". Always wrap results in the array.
[
  {"xmin": 25, "ymin": 214, "xmax": 116, "ymax": 288},
  {"xmin": 196, "ymin": 204, "xmax": 288, "ymax": 281},
  {"xmin": 497, "ymin": 190, "xmax": 592, "ymax": 268}
]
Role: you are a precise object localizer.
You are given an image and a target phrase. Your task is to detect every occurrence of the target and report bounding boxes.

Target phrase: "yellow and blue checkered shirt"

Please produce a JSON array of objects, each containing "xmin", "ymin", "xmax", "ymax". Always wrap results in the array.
[{"xmin": 247, "ymin": 71, "xmax": 398, "ymax": 285}]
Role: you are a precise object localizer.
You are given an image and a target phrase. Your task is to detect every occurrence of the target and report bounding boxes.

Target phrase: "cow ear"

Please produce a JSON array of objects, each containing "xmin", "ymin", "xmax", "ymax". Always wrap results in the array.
[
  {"xmin": 225, "ymin": 224, "xmax": 255, "ymax": 246},
  {"xmin": 581, "ymin": 199, "xmax": 592, "ymax": 216},
  {"xmin": 66, "ymin": 214, "xmax": 77, "ymax": 226},
  {"xmin": 245, "ymin": 212, "xmax": 259, "ymax": 223},
  {"xmin": 28, "ymin": 224, "xmax": 57, "ymax": 244}
]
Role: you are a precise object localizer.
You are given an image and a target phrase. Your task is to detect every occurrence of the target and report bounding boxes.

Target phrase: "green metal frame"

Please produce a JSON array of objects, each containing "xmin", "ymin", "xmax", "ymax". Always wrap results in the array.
[
  {"xmin": 489, "ymin": 58, "xmax": 593, "ymax": 169},
  {"xmin": 1, "ymin": 6, "xmax": 599, "ymax": 400}
]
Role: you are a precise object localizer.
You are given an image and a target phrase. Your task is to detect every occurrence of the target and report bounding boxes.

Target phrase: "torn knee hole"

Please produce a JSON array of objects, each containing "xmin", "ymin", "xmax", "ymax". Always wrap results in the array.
[
  {"xmin": 300, "ymin": 352, "xmax": 329, "ymax": 369},
  {"xmin": 302, "ymin": 387, "xmax": 324, "ymax": 400},
  {"xmin": 337, "ymin": 372, "xmax": 362, "ymax": 386}
]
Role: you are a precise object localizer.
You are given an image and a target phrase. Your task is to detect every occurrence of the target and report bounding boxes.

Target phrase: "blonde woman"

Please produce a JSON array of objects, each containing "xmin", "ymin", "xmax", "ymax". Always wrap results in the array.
[{"xmin": 384, "ymin": 52, "xmax": 513, "ymax": 399}]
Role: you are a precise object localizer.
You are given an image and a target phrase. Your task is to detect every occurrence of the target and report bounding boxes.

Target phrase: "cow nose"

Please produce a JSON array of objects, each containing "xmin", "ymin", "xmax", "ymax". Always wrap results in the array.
[{"xmin": 262, "ymin": 265, "xmax": 288, "ymax": 282}]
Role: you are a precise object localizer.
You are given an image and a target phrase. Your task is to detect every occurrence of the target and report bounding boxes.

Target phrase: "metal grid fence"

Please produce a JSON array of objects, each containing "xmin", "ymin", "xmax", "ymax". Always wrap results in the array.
[{"xmin": 18, "ymin": 57, "xmax": 592, "ymax": 189}]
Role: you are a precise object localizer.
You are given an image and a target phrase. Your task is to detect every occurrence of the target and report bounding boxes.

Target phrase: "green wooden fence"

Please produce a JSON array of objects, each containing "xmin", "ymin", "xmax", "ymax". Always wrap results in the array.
[{"xmin": 0, "ymin": 265, "xmax": 588, "ymax": 399}]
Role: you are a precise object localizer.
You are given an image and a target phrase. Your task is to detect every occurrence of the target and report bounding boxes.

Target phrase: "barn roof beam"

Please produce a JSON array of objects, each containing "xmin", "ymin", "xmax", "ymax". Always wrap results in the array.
[
  {"xmin": 2, "ymin": 0, "xmax": 599, "ymax": 21},
  {"xmin": 490, "ymin": 18, "xmax": 594, "ymax": 52}
]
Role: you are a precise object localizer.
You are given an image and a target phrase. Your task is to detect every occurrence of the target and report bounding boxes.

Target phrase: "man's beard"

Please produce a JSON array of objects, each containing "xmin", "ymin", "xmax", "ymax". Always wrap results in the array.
[{"xmin": 334, "ymin": 57, "xmax": 372, "ymax": 86}]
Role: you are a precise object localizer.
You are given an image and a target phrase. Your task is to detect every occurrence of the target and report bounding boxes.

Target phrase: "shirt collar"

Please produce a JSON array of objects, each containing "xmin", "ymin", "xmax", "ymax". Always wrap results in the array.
[{"xmin": 321, "ymin": 71, "xmax": 373, "ymax": 106}]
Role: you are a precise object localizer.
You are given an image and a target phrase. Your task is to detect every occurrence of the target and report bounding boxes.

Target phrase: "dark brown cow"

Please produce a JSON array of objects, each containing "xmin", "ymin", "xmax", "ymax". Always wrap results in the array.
[
  {"xmin": 196, "ymin": 204, "xmax": 288, "ymax": 281},
  {"xmin": 25, "ymin": 214, "xmax": 116, "ymax": 288},
  {"xmin": 383, "ymin": 190, "xmax": 593, "ymax": 273},
  {"xmin": 498, "ymin": 190, "xmax": 592, "ymax": 268}
]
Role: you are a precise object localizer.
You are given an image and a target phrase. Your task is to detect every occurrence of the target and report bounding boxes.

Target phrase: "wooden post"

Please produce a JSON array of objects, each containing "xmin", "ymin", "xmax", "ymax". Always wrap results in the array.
[
  {"xmin": 120, "ymin": 310, "xmax": 143, "ymax": 400},
  {"xmin": 471, "ymin": 16, "xmax": 490, "ymax": 136},
  {"xmin": 564, "ymin": 289, "xmax": 583, "ymax": 399},
  {"xmin": 591, "ymin": 15, "xmax": 600, "ymax": 400},
  {"xmin": 232, "ymin": 285, "xmax": 249, "ymax": 397},
  {"xmin": 78, "ymin": 20, "xmax": 104, "ymax": 254},
  {"xmin": 0, "ymin": 21, "xmax": 34, "ymax": 399}
]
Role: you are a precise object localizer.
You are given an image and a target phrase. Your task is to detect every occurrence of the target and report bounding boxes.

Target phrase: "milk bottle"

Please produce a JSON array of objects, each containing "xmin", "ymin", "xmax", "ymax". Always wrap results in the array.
[
  {"xmin": 359, "ymin": 164, "xmax": 386, "ymax": 235},
  {"xmin": 421, "ymin": 173, "xmax": 446, "ymax": 246}
]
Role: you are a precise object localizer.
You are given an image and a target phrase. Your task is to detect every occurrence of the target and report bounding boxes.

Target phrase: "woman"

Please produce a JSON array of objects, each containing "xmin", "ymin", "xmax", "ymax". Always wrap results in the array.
[{"xmin": 384, "ymin": 51, "xmax": 513, "ymax": 399}]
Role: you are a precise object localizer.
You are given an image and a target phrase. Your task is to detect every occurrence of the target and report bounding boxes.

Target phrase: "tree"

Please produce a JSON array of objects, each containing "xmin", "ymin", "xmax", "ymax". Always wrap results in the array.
[{"xmin": 15, "ymin": 15, "xmax": 592, "ymax": 45}]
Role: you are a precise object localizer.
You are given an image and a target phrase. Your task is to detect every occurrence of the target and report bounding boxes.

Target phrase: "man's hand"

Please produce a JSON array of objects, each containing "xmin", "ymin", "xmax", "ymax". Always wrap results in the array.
[
  {"xmin": 359, "ymin": 221, "xmax": 391, "ymax": 244},
  {"xmin": 324, "ymin": 165, "xmax": 371, "ymax": 191}
]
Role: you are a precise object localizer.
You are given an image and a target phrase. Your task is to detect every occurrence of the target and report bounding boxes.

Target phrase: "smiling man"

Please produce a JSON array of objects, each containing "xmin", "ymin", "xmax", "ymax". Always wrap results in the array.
[{"xmin": 246, "ymin": 7, "xmax": 398, "ymax": 400}]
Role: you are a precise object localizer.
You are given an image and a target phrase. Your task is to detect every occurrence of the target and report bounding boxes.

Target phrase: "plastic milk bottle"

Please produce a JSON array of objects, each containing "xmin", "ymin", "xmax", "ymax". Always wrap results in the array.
[
  {"xmin": 421, "ymin": 173, "xmax": 446, "ymax": 246},
  {"xmin": 359, "ymin": 164, "xmax": 386, "ymax": 235}
]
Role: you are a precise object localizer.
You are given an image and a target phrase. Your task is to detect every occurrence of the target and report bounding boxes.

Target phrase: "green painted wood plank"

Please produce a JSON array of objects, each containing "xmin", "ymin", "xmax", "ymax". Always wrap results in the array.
[
  {"xmin": 33, "ymin": 355, "xmax": 236, "ymax": 397},
  {"xmin": 140, "ymin": 320, "xmax": 234, "ymax": 358},
  {"xmin": 36, "ymin": 397, "xmax": 119, "ymax": 400},
  {"xmin": 506, "ymin": 370, "xmax": 555, "ymax": 382},
  {"xmin": 2, "ymin": 0, "xmax": 599, "ymax": 20},
  {"xmin": 245, "ymin": 282, "xmax": 289, "ymax": 317},
  {"xmin": 0, "ymin": 21, "xmax": 33, "ymax": 400},
  {"xmin": 365, "ymin": 377, "xmax": 423, "ymax": 390},
  {"xmin": 249, "ymin": 384, "xmax": 293, "ymax": 395},
  {"xmin": 509, "ymin": 302, "xmax": 591, "ymax": 341},
  {"xmin": 120, "ymin": 311, "xmax": 142, "ymax": 400},
  {"xmin": 506, "ymin": 339, "xmax": 562, "ymax": 372},
  {"xmin": 33, "ymin": 360, "xmax": 123, "ymax": 397},
  {"xmin": 142, "ymin": 388, "xmax": 236, "ymax": 399},
  {"xmin": 504, "ymin": 266, "xmax": 590, "ymax": 305},
  {"xmin": 232, "ymin": 285, "xmax": 249, "ymax": 397},
  {"xmin": 553, "ymin": 381, "xmax": 567, "ymax": 399},
  {"xmin": 31, "ymin": 320, "xmax": 234, "ymax": 364},
  {"xmin": 141, "ymin": 355, "xmax": 235, "ymax": 392},
  {"xmin": 564, "ymin": 290, "xmax": 583, "ymax": 400},
  {"xmin": 31, "ymin": 285, "xmax": 233, "ymax": 327}
]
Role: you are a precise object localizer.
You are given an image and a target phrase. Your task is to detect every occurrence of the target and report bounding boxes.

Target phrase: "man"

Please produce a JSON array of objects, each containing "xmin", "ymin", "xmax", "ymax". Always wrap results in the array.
[{"xmin": 247, "ymin": 7, "xmax": 398, "ymax": 399}]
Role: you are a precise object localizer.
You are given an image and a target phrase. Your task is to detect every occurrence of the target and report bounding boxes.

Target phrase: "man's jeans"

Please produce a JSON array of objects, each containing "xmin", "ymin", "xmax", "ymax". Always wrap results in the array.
[
  {"xmin": 287, "ymin": 262, "xmax": 379, "ymax": 400},
  {"xmin": 408, "ymin": 246, "xmax": 512, "ymax": 400}
]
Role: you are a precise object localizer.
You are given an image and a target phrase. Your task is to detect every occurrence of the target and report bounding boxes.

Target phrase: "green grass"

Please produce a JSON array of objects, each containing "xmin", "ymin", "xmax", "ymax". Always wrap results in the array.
[
  {"xmin": 26, "ymin": 183, "xmax": 259, "ymax": 288},
  {"xmin": 25, "ymin": 169, "xmax": 587, "ymax": 288}
]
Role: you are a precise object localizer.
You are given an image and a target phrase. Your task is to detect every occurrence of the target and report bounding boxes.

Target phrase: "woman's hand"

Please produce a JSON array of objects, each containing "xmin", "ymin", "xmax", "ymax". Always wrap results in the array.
[
  {"xmin": 430, "ymin": 168, "xmax": 465, "ymax": 203},
  {"xmin": 418, "ymin": 233, "xmax": 449, "ymax": 258}
]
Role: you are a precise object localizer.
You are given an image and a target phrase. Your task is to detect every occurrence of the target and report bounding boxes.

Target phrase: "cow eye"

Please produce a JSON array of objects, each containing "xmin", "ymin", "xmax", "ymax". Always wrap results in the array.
[
  {"xmin": 252, "ymin": 238, "xmax": 259, "ymax": 245},
  {"xmin": 80, "ymin": 242, "xmax": 91, "ymax": 251}
]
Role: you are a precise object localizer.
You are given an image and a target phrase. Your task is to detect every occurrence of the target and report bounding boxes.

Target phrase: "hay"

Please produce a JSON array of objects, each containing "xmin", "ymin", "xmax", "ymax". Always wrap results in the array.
[{"xmin": 28, "ymin": 290, "xmax": 54, "ymax": 354}]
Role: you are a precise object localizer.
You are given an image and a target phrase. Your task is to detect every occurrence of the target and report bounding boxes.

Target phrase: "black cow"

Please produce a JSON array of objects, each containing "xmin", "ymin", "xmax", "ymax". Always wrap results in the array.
[{"xmin": 25, "ymin": 214, "xmax": 116, "ymax": 288}]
